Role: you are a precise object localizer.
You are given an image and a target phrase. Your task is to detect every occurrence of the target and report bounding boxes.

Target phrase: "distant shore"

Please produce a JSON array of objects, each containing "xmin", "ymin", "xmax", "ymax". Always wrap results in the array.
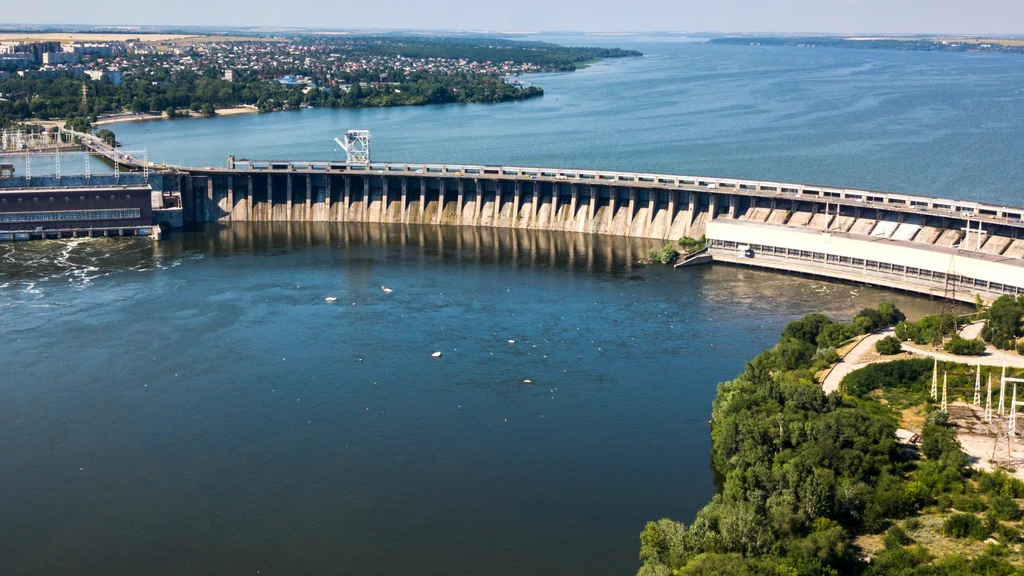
[{"xmin": 91, "ymin": 106, "xmax": 259, "ymax": 126}]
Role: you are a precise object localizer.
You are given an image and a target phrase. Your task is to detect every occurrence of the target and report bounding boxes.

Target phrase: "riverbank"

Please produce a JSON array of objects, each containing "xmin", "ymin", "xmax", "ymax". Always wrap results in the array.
[
  {"xmin": 91, "ymin": 106, "xmax": 259, "ymax": 126},
  {"xmin": 638, "ymin": 304, "xmax": 1024, "ymax": 575}
]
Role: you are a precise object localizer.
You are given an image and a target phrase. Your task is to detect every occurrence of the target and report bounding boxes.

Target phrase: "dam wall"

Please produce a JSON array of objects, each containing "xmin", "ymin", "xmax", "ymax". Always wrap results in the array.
[
  {"xmin": 176, "ymin": 162, "xmax": 1024, "ymax": 254},
  {"xmin": 176, "ymin": 170, "xmax": 713, "ymax": 241},
  {"xmin": 167, "ymin": 160, "xmax": 1024, "ymax": 301}
]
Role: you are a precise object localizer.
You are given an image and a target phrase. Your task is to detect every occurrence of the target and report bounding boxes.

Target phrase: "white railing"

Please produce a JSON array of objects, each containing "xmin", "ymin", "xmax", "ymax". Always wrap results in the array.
[{"xmin": 218, "ymin": 159, "xmax": 1022, "ymax": 224}]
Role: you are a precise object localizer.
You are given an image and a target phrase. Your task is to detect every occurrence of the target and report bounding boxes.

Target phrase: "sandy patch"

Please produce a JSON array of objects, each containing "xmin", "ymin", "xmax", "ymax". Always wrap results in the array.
[{"xmin": 214, "ymin": 107, "xmax": 259, "ymax": 116}]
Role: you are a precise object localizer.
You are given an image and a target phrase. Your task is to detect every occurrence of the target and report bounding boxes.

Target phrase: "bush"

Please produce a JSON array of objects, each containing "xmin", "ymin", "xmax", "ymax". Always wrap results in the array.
[
  {"xmin": 988, "ymin": 493, "xmax": 1022, "ymax": 521},
  {"xmin": 995, "ymin": 522, "xmax": 1021, "ymax": 543},
  {"xmin": 884, "ymin": 524, "xmax": 914, "ymax": 547},
  {"xmin": 896, "ymin": 314, "xmax": 959, "ymax": 345},
  {"xmin": 943, "ymin": 336, "xmax": 987, "ymax": 356},
  {"xmin": 943, "ymin": 513, "xmax": 988, "ymax": 539},
  {"xmin": 878, "ymin": 302, "xmax": 907, "ymax": 326},
  {"xmin": 977, "ymin": 470, "xmax": 1024, "ymax": 498},
  {"xmin": 875, "ymin": 336, "xmax": 903, "ymax": 356},
  {"xmin": 840, "ymin": 358, "xmax": 933, "ymax": 397},
  {"xmin": 774, "ymin": 338, "xmax": 817, "ymax": 371},
  {"xmin": 852, "ymin": 315, "xmax": 875, "ymax": 335},
  {"xmin": 853, "ymin": 308, "xmax": 884, "ymax": 333},
  {"xmin": 817, "ymin": 323, "xmax": 852, "ymax": 348},
  {"xmin": 648, "ymin": 245, "xmax": 679, "ymax": 265},
  {"xmin": 849, "ymin": 303, "xmax": 907, "ymax": 335},
  {"xmin": 783, "ymin": 313, "xmax": 832, "ymax": 345},
  {"xmin": 811, "ymin": 347, "xmax": 840, "ymax": 371},
  {"xmin": 678, "ymin": 235, "xmax": 706, "ymax": 253}
]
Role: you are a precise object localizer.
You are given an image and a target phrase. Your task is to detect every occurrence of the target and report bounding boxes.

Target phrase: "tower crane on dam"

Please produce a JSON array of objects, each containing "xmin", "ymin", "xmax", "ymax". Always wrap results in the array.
[{"xmin": 335, "ymin": 130, "xmax": 371, "ymax": 165}]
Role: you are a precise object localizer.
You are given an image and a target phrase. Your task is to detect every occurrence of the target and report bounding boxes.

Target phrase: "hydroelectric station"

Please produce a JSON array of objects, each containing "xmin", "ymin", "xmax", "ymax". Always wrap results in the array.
[{"xmin": 4, "ymin": 129, "xmax": 1024, "ymax": 303}]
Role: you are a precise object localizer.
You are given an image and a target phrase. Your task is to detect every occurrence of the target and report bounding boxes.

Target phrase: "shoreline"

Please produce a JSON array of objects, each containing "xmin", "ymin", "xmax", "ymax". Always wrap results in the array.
[{"xmin": 91, "ymin": 106, "xmax": 259, "ymax": 126}]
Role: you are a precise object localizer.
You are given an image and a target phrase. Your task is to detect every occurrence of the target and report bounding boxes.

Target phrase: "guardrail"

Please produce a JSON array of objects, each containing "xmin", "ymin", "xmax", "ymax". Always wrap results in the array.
[{"xmin": 208, "ymin": 159, "xmax": 1024, "ymax": 225}]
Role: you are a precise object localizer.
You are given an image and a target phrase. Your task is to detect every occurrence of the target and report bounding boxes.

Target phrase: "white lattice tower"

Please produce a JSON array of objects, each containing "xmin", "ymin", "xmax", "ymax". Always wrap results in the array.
[
  {"xmin": 999, "ymin": 364, "xmax": 1007, "ymax": 414},
  {"xmin": 1004, "ymin": 376, "xmax": 1024, "ymax": 436},
  {"xmin": 931, "ymin": 357, "xmax": 938, "ymax": 400},
  {"xmin": 987, "ymin": 374, "xmax": 993, "ymax": 422},
  {"xmin": 941, "ymin": 372, "xmax": 948, "ymax": 413},
  {"xmin": 975, "ymin": 363, "xmax": 982, "ymax": 406},
  {"xmin": 1000, "ymin": 365, "xmax": 1007, "ymax": 416},
  {"xmin": 335, "ymin": 130, "xmax": 371, "ymax": 164},
  {"xmin": 1011, "ymin": 382, "xmax": 1018, "ymax": 436}
]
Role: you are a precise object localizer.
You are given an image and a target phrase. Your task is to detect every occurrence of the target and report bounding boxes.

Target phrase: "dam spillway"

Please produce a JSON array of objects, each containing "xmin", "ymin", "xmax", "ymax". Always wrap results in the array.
[
  {"xmin": 176, "ymin": 160, "xmax": 1024, "ymax": 241},
  {"xmin": 6, "ymin": 156, "xmax": 1024, "ymax": 303},
  {"xmin": 167, "ymin": 159, "xmax": 1024, "ymax": 303}
]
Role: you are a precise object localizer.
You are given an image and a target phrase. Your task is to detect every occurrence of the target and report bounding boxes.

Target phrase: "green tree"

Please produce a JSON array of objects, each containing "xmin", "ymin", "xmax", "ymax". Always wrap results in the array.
[
  {"xmin": 943, "ymin": 336, "xmax": 986, "ymax": 356},
  {"xmin": 639, "ymin": 518, "xmax": 689, "ymax": 570},
  {"xmin": 95, "ymin": 128, "xmax": 116, "ymax": 146},
  {"xmin": 983, "ymin": 295, "xmax": 1022, "ymax": 349},
  {"xmin": 817, "ymin": 323, "xmax": 852, "ymax": 348},
  {"xmin": 875, "ymin": 336, "xmax": 902, "ymax": 355}
]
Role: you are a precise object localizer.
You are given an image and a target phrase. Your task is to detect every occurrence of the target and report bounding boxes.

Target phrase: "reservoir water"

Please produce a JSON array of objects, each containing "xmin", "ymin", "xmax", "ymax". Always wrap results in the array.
[{"xmin": 3, "ymin": 39, "xmax": 1024, "ymax": 575}]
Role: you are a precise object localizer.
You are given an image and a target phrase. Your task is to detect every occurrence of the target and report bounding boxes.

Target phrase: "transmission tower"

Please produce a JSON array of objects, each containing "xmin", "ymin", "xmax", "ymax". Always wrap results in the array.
[
  {"xmin": 974, "ymin": 363, "xmax": 981, "ymax": 407},
  {"xmin": 1000, "ymin": 364, "xmax": 1007, "ymax": 416},
  {"xmin": 941, "ymin": 372, "xmax": 948, "ymax": 413},
  {"xmin": 931, "ymin": 357, "xmax": 938, "ymax": 400},
  {"xmin": 81, "ymin": 83, "xmax": 88, "ymax": 112},
  {"xmin": 986, "ymin": 374, "xmax": 993, "ymax": 422}
]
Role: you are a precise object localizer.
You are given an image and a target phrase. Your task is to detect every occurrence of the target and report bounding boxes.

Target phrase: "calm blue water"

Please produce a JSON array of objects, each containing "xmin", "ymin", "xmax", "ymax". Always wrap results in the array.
[
  {"xmin": 0, "ymin": 226, "xmax": 936, "ymax": 576},
  {"xmin": 112, "ymin": 38, "xmax": 1024, "ymax": 205},
  {"xmin": 1, "ymin": 39, "xmax": 1018, "ymax": 576}
]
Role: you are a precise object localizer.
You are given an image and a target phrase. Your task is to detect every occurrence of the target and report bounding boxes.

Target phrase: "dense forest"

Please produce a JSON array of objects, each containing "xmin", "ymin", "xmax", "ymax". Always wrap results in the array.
[
  {"xmin": 711, "ymin": 36, "xmax": 1024, "ymax": 55},
  {"xmin": 0, "ymin": 72, "xmax": 542, "ymax": 127},
  {"xmin": 638, "ymin": 303, "xmax": 1024, "ymax": 575}
]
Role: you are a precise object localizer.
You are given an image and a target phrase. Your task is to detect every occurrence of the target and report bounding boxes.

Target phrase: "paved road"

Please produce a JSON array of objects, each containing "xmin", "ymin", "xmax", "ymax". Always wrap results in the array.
[
  {"xmin": 960, "ymin": 320, "xmax": 985, "ymax": 340},
  {"xmin": 821, "ymin": 331, "xmax": 889, "ymax": 393},
  {"xmin": 821, "ymin": 327, "xmax": 1024, "ymax": 394}
]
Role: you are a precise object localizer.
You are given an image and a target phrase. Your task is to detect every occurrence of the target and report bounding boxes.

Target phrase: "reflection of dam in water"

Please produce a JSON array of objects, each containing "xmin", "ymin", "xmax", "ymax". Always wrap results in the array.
[{"xmin": 171, "ymin": 222, "xmax": 662, "ymax": 275}]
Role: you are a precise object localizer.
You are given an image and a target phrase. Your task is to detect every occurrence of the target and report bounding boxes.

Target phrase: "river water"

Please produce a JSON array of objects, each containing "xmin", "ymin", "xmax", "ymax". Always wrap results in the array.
[{"xmin": 3, "ymin": 38, "xmax": 1022, "ymax": 575}]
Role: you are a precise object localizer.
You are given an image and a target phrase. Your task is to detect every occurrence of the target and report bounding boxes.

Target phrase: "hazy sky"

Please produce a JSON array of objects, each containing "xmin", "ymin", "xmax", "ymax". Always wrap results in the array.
[{"xmin": 4, "ymin": 0, "xmax": 1023, "ymax": 34}]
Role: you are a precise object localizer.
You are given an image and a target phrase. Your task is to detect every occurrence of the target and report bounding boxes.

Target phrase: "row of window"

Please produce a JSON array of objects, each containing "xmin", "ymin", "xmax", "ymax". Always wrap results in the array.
[
  {"xmin": 0, "ymin": 209, "xmax": 141, "ymax": 223},
  {"xmin": 0, "ymin": 194, "xmax": 133, "ymax": 204},
  {"xmin": 711, "ymin": 239, "xmax": 1022, "ymax": 294}
]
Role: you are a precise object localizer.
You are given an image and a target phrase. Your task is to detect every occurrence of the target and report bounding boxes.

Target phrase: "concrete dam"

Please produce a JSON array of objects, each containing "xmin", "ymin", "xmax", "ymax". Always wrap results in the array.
[
  {"xmin": 6, "ymin": 153, "xmax": 1024, "ymax": 303},
  {"xmin": 167, "ymin": 159, "xmax": 1024, "ymax": 303}
]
